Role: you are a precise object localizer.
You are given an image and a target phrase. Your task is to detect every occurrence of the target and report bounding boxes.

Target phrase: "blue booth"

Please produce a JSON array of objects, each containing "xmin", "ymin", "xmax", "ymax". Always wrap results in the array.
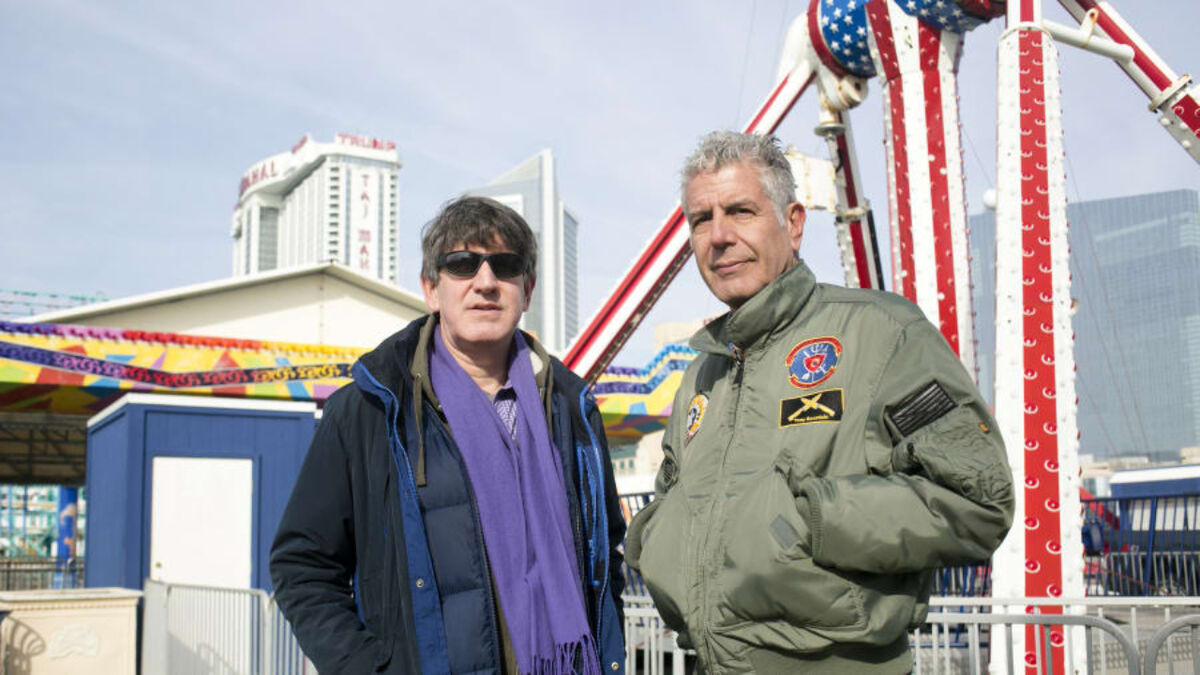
[{"xmin": 85, "ymin": 393, "xmax": 316, "ymax": 591}]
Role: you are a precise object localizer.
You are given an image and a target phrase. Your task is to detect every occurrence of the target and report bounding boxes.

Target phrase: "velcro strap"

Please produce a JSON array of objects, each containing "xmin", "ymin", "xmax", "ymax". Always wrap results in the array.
[{"xmin": 886, "ymin": 381, "xmax": 957, "ymax": 438}]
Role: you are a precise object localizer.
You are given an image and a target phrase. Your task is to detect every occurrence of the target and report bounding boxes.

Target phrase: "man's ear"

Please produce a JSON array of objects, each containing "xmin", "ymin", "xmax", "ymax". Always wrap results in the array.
[
  {"xmin": 522, "ymin": 276, "xmax": 536, "ymax": 312},
  {"xmin": 786, "ymin": 202, "xmax": 807, "ymax": 255},
  {"xmin": 421, "ymin": 276, "xmax": 440, "ymax": 312}
]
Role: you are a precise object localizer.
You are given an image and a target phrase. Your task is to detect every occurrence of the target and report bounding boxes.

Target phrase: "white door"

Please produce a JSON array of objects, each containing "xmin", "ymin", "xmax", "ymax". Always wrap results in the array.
[{"xmin": 149, "ymin": 456, "xmax": 254, "ymax": 588}]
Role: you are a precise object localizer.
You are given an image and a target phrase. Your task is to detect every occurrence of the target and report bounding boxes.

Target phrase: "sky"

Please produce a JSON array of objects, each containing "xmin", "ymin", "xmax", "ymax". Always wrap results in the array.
[{"xmin": 3, "ymin": 1, "xmax": 1198, "ymax": 367}]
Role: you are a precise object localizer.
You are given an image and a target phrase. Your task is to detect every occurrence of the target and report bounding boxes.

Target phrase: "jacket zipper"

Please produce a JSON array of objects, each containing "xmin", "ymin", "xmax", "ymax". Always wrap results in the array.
[{"xmin": 695, "ymin": 344, "xmax": 745, "ymax": 671}]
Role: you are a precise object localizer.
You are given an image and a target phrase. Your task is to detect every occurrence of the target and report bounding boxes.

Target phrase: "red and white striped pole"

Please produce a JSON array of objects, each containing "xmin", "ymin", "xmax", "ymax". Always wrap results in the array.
[
  {"xmin": 866, "ymin": 0, "xmax": 976, "ymax": 375},
  {"xmin": 991, "ymin": 0, "xmax": 1084, "ymax": 670},
  {"xmin": 818, "ymin": 107, "xmax": 887, "ymax": 290}
]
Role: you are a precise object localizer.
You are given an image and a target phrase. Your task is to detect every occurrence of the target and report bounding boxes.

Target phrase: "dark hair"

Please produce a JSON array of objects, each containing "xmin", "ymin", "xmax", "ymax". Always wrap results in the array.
[{"xmin": 420, "ymin": 196, "xmax": 538, "ymax": 284}]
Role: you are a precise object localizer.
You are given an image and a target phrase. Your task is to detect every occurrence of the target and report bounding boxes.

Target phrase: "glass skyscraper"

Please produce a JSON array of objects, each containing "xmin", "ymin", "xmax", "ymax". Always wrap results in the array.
[
  {"xmin": 466, "ymin": 149, "xmax": 579, "ymax": 355},
  {"xmin": 971, "ymin": 189, "xmax": 1200, "ymax": 462}
]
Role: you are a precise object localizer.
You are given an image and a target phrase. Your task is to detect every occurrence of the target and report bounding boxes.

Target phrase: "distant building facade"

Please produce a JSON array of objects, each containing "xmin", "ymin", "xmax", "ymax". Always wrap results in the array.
[
  {"xmin": 466, "ymin": 150, "xmax": 578, "ymax": 354},
  {"xmin": 971, "ymin": 189, "xmax": 1200, "ymax": 462},
  {"xmin": 233, "ymin": 133, "xmax": 401, "ymax": 284}
]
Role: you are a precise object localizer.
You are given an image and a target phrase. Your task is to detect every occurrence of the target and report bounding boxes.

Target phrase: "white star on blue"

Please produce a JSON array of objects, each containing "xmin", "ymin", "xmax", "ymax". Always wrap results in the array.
[
  {"xmin": 894, "ymin": 0, "xmax": 992, "ymax": 32},
  {"xmin": 817, "ymin": 0, "xmax": 875, "ymax": 77}
]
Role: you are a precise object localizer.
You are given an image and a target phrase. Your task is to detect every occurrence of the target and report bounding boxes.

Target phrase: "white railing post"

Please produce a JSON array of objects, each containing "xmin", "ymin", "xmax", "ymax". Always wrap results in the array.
[{"xmin": 140, "ymin": 580, "xmax": 168, "ymax": 675}]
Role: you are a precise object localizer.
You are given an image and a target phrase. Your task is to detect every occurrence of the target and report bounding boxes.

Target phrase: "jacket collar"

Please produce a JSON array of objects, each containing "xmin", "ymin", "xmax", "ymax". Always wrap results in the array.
[
  {"xmin": 355, "ymin": 313, "xmax": 557, "ymax": 486},
  {"xmin": 690, "ymin": 259, "xmax": 817, "ymax": 355},
  {"xmin": 407, "ymin": 313, "xmax": 555, "ymax": 408}
]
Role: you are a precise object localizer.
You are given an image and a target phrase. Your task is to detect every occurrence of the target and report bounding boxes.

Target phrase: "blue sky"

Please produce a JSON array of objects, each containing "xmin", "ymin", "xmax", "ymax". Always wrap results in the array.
[{"xmin": 3, "ymin": 1, "xmax": 1197, "ymax": 366}]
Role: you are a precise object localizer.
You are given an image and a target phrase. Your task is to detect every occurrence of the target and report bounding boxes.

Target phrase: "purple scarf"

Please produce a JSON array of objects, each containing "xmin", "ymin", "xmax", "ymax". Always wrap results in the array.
[{"xmin": 429, "ymin": 325, "xmax": 600, "ymax": 675}]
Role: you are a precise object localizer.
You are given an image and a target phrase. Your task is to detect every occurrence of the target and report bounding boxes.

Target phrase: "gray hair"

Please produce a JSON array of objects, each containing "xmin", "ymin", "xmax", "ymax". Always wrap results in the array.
[
  {"xmin": 680, "ymin": 131, "xmax": 797, "ymax": 225},
  {"xmin": 420, "ymin": 196, "xmax": 538, "ymax": 284}
]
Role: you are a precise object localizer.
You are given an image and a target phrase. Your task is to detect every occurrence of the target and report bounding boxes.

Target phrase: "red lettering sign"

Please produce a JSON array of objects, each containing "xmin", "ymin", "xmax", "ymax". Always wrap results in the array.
[
  {"xmin": 336, "ymin": 132, "xmax": 396, "ymax": 151},
  {"xmin": 238, "ymin": 160, "xmax": 279, "ymax": 197}
]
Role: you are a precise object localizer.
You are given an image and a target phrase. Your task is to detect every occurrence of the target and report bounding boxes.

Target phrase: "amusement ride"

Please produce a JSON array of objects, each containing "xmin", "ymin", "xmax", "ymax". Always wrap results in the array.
[{"xmin": 562, "ymin": 0, "xmax": 1200, "ymax": 669}]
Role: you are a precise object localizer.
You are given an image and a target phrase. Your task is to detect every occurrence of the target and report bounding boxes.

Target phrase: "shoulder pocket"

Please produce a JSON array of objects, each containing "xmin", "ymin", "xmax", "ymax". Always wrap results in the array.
[{"xmin": 893, "ymin": 405, "xmax": 1009, "ymax": 506}]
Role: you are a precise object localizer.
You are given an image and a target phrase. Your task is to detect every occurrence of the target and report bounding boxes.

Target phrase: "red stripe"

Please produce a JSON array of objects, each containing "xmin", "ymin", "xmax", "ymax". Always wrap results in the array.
[
  {"xmin": 1017, "ymin": 30, "xmax": 1066, "ymax": 673},
  {"xmin": 117, "ymin": 328, "xmax": 263, "ymax": 351},
  {"xmin": 1019, "ymin": 0, "xmax": 1036, "ymax": 23},
  {"xmin": 1072, "ymin": 0, "xmax": 1200, "ymax": 138},
  {"xmin": 870, "ymin": 0, "xmax": 901, "ymax": 83},
  {"xmin": 746, "ymin": 76, "xmax": 789, "ymax": 132},
  {"xmin": 1072, "ymin": 0, "xmax": 1171, "ymax": 90},
  {"xmin": 1172, "ymin": 96, "xmax": 1200, "ymax": 137},
  {"xmin": 760, "ymin": 73, "xmax": 812, "ymax": 134},
  {"xmin": 869, "ymin": 1, "xmax": 915, "ymax": 300},
  {"xmin": 745, "ymin": 70, "xmax": 813, "ymax": 134},
  {"xmin": 920, "ymin": 23, "xmax": 959, "ymax": 355},
  {"xmin": 563, "ymin": 208, "xmax": 688, "ymax": 373},
  {"xmin": 834, "ymin": 131, "xmax": 874, "ymax": 289},
  {"xmin": 835, "ymin": 128, "xmax": 860, "ymax": 208}
]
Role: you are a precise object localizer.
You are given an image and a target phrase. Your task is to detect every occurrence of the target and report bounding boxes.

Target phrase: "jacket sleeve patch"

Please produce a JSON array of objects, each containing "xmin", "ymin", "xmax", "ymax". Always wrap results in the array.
[
  {"xmin": 886, "ymin": 380, "xmax": 956, "ymax": 438},
  {"xmin": 685, "ymin": 393, "xmax": 709, "ymax": 442}
]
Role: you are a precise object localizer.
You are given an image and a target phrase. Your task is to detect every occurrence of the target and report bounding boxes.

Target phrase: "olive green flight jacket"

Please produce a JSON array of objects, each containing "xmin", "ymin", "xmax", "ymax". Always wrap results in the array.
[{"xmin": 626, "ymin": 261, "xmax": 1014, "ymax": 674}]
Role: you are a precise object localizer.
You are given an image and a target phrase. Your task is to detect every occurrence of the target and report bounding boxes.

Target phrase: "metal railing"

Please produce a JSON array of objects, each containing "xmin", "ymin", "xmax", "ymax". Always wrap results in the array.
[
  {"xmin": 0, "ymin": 556, "xmax": 84, "ymax": 591},
  {"xmin": 142, "ymin": 578, "xmax": 1200, "ymax": 674},
  {"xmin": 914, "ymin": 605, "xmax": 1143, "ymax": 674},
  {"xmin": 141, "ymin": 580, "xmax": 312, "ymax": 675},
  {"xmin": 623, "ymin": 594, "xmax": 1200, "ymax": 675},
  {"xmin": 1085, "ymin": 494, "xmax": 1200, "ymax": 553},
  {"xmin": 1143, "ymin": 615, "xmax": 1200, "ymax": 674},
  {"xmin": 922, "ymin": 597, "xmax": 1200, "ymax": 674},
  {"xmin": 624, "ymin": 595, "xmax": 689, "ymax": 675}
]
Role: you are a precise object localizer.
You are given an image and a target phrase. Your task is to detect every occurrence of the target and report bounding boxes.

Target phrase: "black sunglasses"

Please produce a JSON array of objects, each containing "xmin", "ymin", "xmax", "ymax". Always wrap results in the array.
[{"xmin": 438, "ymin": 250, "xmax": 526, "ymax": 279}]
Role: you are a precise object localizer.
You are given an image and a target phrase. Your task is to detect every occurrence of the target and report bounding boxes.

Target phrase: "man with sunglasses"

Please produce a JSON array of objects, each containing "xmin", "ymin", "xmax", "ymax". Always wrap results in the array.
[{"xmin": 271, "ymin": 196, "xmax": 626, "ymax": 674}]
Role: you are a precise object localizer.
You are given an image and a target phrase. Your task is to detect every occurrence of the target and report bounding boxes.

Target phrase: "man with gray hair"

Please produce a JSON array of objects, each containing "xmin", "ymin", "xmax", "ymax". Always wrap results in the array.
[{"xmin": 626, "ymin": 131, "xmax": 1013, "ymax": 673}]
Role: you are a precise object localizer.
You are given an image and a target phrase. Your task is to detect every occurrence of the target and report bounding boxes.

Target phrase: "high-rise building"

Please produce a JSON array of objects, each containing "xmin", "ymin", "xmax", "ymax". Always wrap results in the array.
[
  {"xmin": 970, "ymin": 189, "xmax": 1200, "ymax": 462},
  {"xmin": 466, "ymin": 149, "xmax": 579, "ymax": 354},
  {"xmin": 232, "ymin": 133, "xmax": 401, "ymax": 284}
]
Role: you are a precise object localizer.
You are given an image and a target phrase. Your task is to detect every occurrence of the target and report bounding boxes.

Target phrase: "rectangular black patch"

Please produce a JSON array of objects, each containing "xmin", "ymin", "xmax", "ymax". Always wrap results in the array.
[
  {"xmin": 780, "ymin": 389, "xmax": 844, "ymax": 427},
  {"xmin": 886, "ymin": 380, "xmax": 957, "ymax": 438}
]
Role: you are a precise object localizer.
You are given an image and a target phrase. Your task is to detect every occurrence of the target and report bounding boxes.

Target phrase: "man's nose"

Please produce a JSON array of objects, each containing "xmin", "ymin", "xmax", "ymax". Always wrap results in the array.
[
  {"xmin": 473, "ymin": 261, "xmax": 501, "ymax": 289},
  {"xmin": 709, "ymin": 213, "xmax": 737, "ymax": 247}
]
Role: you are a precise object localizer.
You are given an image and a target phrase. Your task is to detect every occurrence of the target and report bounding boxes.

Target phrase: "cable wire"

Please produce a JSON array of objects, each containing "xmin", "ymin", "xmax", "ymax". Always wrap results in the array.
[
  {"xmin": 1064, "ymin": 152, "xmax": 1154, "ymax": 457},
  {"xmin": 734, "ymin": 0, "xmax": 759, "ymax": 126}
]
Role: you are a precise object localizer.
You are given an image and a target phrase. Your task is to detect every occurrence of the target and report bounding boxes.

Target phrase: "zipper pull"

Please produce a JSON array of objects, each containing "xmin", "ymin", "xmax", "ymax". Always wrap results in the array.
[{"xmin": 729, "ymin": 343, "xmax": 745, "ymax": 386}]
